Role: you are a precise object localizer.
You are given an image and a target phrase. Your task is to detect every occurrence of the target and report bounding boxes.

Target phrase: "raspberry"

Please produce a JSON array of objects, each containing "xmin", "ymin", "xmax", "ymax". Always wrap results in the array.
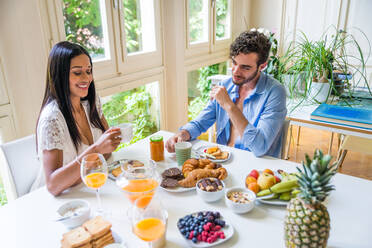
[
  {"xmin": 197, "ymin": 234, "xmax": 202, "ymax": 241},
  {"xmin": 214, "ymin": 225, "xmax": 221, "ymax": 231}
]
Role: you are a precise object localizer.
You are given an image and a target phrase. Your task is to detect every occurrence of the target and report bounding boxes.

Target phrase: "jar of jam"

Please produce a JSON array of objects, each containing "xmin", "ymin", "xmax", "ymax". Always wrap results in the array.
[{"xmin": 150, "ymin": 135, "xmax": 164, "ymax": 161}]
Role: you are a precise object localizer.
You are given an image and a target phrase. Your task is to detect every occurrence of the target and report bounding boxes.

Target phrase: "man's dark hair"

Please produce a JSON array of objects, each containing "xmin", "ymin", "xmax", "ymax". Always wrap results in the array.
[{"xmin": 230, "ymin": 30, "xmax": 271, "ymax": 66}]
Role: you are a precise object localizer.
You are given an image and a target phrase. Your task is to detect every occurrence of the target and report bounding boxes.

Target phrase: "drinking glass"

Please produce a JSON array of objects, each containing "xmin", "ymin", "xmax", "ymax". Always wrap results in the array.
[
  {"xmin": 130, "ymin": 195, "xmax": 168, "ymax": 248},
  {"xmin": 81, "ymin": 153, "xmax": 108, "ymax": 215}
]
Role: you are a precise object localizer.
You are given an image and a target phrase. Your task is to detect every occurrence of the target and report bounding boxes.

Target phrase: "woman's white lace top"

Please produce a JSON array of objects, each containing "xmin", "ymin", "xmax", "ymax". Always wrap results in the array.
[{"xmin": 31, "ymin": 96, "xmax": 104, "ymax": 191}]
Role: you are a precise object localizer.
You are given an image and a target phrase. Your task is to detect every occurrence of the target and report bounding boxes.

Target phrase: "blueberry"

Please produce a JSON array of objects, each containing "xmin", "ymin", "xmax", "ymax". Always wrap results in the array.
[
  {"xmin": 207, "ymin": 215, "xmax": 214, "ymax": 222},
  {"xmin": 192, "ymin": 237, "xmax": 197, "ymax": 243},
  {"xmin": 213, "ymin": 211, "xmax": 220, "ymax": 218},
  {"xmin": 185, "ymin": 231, "xmax": 190, "ymax": 238}
]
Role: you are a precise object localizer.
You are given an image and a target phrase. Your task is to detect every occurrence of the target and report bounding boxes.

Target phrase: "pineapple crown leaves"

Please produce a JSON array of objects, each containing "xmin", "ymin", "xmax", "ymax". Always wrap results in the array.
[{"xmin": 296, "ymin": 149, "xmax": 337, "ymax": 205}]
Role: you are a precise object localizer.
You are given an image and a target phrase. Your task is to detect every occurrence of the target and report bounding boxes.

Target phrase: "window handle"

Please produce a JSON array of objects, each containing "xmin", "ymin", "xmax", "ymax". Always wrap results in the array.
[
  {"xmin": 113, "ymin": 0, "xmax": 118, "ymax": 9},
  {"xmin": 211, "ymin": 0, "xmax": 216, "ymax": 8}
]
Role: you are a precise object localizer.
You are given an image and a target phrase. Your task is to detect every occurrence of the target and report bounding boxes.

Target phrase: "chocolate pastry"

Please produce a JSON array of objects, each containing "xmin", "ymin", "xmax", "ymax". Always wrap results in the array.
[
  {"xmin": 198, "ymin": 178, "xmax": 223, "ymax": 192},
  {"xmin": 161, "ymin": 178, "xmax": 179, "ymax": 188},
  {"xmin": 162, "ymin": 168, "xmax": 182, "ymax": 179}
]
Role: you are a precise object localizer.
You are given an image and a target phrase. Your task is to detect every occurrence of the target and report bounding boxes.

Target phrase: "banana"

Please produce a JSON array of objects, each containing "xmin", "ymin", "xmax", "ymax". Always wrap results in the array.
[
  {"xmin": 279, "ymin": 192, "xmax": 291, "ymax": 201},
  {"xmin": 257, "ymin": 189, "xmax": 272, "ymax": 197},
  {"xmin": 264, "ymin": 193, "xmax": 280, "ymax": 200},
  {"xmin": 270, "ymin": 179, "xmax": 298, "ymax": 193}
]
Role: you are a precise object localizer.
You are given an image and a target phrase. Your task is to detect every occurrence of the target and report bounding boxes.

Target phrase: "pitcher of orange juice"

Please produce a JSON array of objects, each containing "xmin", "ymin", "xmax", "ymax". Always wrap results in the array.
[{"xmin": 116, "ymin": 159, "xmax": 160, "ymax": 207}]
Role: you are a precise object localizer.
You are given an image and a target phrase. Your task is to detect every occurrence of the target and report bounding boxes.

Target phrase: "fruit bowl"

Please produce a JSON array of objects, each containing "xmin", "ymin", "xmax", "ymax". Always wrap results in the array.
[
  {"xmin": 196, "ymin": 178, "xmax": 225, "ymax": 203},
  {"xmin": 225, "ymin": 187, "xmax": 256, "ymax": 214}
]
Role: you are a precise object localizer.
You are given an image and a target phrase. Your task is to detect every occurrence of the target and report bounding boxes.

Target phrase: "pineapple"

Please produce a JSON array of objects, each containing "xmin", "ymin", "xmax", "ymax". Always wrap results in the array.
[{"xmin": 284, "ymin": 149, "xmax": 337, "ymax": 248}]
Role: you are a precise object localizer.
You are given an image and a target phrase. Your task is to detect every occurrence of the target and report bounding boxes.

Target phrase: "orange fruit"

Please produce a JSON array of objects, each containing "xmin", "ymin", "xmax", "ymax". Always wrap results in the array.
[
  {"xmin": 263, "ymin": 169, "xmax": 274, "ymax": 175},
  {"xmin": 245, "ymin": 176, "xmax": 257, "ymax": 188},
  {"xmin": 248, "ymin": 182, "xmax": 260, "ymax": 194}
]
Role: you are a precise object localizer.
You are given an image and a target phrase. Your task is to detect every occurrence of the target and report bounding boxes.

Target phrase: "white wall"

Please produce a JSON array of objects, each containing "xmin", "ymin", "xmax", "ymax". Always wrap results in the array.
[{"xmin": 0, "ymin": 0, "xmax": 48, "ymax": 138}]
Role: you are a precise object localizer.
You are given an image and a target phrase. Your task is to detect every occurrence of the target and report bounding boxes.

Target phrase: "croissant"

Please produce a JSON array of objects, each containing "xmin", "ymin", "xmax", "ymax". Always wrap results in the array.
[{"xmin": 178, "ymin": 168, "xmax": 228, "ymax": 188}]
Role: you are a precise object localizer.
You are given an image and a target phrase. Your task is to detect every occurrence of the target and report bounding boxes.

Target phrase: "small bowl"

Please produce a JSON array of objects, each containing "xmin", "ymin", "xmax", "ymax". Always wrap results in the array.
[
  {"xmin": 196, "ymin": 178, "xmax": 225, "ymax": 202},
  {"xmin": 225, "ymin": 187, "xmax": 256, "ymax": 214},
  {"xmin": 56, "ymin": 199, "xmax": 91, "ymax": 229}
]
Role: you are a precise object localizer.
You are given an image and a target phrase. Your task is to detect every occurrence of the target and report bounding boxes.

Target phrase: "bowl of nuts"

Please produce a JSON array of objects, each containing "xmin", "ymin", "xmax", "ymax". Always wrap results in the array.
[
  {"xmin": 196, "ymin": 178, "xmax": 225, "ymax": 202},
  {"xmin": 225, "ymin": 187, "xmax": 256, "ymax": 214}
]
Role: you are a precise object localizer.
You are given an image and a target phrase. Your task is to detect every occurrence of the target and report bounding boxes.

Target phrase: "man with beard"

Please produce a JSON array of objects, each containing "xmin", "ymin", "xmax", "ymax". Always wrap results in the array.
[{"xmin": 166, "ymin": 30, "xmax": 287, "ymax": 158}]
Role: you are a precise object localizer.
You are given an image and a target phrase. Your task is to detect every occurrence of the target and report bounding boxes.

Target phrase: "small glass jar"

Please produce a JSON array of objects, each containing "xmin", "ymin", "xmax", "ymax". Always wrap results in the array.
[{"xmin": 150, "ymin": 135, "xmax": 164, "ymax": 162}]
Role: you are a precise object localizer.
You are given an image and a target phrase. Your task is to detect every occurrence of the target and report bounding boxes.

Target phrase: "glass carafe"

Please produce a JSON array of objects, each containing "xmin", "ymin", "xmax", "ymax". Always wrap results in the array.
[{"xmin": 116, "ymin": 159, "xmax": 160, "ymax": 207}]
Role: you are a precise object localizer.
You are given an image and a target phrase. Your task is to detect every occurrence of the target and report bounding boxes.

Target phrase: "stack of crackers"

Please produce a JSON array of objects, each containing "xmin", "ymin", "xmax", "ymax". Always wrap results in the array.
[{"xmin": 61, "ymin": 216, "xmax": 115, "ymax": 248}]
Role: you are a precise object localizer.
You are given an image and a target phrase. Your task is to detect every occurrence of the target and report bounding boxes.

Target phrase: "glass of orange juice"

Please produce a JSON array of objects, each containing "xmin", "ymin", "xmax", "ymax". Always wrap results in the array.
[
  {"xmin": 130, "ymin": 195, "xmax": 168, "ymax": 248},
  {"xmin": 81, "ymin": 153, "xmax": 108, "ymax": 215}
]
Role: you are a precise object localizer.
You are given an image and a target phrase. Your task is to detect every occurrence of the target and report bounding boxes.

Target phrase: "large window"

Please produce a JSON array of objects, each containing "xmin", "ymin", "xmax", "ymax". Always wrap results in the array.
[{"xmin": 46, "ymin": 0, "xmax": 162, "ymax": 79}]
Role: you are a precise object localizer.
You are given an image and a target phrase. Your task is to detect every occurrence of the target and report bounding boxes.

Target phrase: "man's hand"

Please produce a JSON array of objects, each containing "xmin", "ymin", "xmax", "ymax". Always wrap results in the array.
[
  {"xmin": 210, "ymin": 86, "xmax": 234, "ymax": 110},
  {"xmin": 165, "ymin": 130, "xmax": 191, "ymax": 153}
]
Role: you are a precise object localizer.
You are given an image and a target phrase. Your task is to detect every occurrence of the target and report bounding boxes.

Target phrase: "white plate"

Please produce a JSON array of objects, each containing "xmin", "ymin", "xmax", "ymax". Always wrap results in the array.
[
  {"xmin": 194, "ymin": 146, "xmax": 231, "ymax": 163},
  {"xmin": 160, "ymin": 185, "xmax": 195, "ymax": 193},
  {"xmin": 177, "ymin": 211, "xmax": 234, "ymax": 248},
  {"xmin": 256, "ymin": 198, "xmax": 288, "ymax": 206}
]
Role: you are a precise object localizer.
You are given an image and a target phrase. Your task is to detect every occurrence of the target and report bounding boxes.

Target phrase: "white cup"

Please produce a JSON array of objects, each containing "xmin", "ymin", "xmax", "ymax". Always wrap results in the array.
[{"xmin": 117, "ymin": 123, "xmax": 133, "ymax": 143}]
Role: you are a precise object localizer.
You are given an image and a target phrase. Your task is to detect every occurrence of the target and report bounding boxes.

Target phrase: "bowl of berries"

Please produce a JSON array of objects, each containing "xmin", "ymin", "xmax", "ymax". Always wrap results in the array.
[
  {"xmin": 196, "ymin": 178, "xmax": 225, "ymax": 202},
  {"xmin": 177, "ymin": 211, "xmax": 234, "ymax": 247}
]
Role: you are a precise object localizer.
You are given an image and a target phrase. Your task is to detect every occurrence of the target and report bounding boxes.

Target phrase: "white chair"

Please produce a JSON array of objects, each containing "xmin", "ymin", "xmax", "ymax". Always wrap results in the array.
[{"xmin": 0, "ymin": 135, "xmax": 40, "ymax": 199}]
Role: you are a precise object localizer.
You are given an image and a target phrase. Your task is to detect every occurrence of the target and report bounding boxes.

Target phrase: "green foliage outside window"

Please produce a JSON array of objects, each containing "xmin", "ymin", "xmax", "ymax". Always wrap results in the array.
[
  {"xmin": 188, "ymin": 0, "xmax": 205, "ymax": 43},
  {"xmin": 188, "ymin": 62, "xmax": 227, "ymax": 120},
  {"xmin": 123, "ymin": 0, "xmax": 141, "ymax": 53},
  {"xmin": 215, "ymin": 0, "xmax": 228, "ymax": 39},
  {"xmin": 102, "ymin": 86, "xmax": 158, "ymax": 150},
  {"xmin": 63, "ymin": 0, "xmax": 104, "ymax": 58}
]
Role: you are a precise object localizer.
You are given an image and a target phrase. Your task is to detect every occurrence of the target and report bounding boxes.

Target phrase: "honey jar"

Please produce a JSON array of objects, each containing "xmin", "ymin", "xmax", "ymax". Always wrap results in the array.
[{"xmin": 150, "ymin": 135, "xmax": 164, "ymax": 161}]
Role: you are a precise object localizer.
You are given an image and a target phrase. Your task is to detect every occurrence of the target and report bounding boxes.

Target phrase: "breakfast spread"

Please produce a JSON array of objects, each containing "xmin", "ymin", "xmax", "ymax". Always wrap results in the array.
[
  {"xmin": 61, "ymin": 216, "xmax": 114, "ymax": 248},
  {"xmin": 203, "ymin": 146, "xmax": 229, "ymax": 160},
  {"xmin": 177, "ymin": 211, "xmax": 227, "ymax": 244},
  {"xmin": 197, "ymin": 178, "xmax": 223, "ymax": 192}
]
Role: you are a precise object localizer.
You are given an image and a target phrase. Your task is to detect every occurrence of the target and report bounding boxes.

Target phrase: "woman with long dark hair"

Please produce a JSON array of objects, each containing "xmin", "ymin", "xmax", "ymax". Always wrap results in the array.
[{"xmin": 32, "ymin": 41, "xmax": 121, "ymax": 195}]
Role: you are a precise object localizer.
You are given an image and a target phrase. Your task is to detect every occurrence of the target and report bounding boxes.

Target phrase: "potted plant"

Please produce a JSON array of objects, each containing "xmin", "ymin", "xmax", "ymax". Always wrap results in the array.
[{"xmin": 288, "ymin": 28, "xmax": 371, "ymax": 103}]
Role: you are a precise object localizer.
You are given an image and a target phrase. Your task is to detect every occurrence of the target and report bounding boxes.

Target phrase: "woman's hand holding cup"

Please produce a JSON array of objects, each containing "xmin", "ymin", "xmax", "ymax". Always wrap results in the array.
[{"xmin": 94, "ymin": 127, "xmax": 121, "ymax": 154}]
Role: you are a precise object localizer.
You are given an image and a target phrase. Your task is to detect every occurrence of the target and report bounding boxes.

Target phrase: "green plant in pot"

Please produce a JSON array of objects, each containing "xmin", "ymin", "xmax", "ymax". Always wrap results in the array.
[
  {"xmin": 290, "ymin": 28, "xmax": 371, "ymax": 104},
  {"xmin": 294, "ymin": 32, "xmax": 335, "ymax": 103}
]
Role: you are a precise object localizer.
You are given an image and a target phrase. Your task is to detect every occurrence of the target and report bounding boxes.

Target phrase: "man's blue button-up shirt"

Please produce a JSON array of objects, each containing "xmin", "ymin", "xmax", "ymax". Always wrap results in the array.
[{"xmin": 181, "ymin": 72, "xmax": 287, "ymax": 158}]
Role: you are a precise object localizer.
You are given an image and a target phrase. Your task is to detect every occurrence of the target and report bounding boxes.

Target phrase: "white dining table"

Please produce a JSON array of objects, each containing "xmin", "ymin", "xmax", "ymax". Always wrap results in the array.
[{"xmin": 1, "ymin": 130, "xmax": 371, "ymax": 248}]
